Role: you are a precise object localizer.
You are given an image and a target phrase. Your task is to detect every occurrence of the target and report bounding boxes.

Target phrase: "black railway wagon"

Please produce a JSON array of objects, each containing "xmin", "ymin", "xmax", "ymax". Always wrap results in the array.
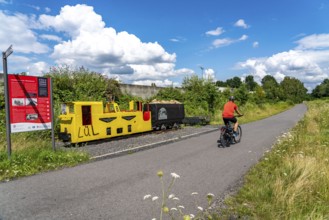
[{"xmin": 146, "ymin": 103, "xmax": 185, "ymax": 130}]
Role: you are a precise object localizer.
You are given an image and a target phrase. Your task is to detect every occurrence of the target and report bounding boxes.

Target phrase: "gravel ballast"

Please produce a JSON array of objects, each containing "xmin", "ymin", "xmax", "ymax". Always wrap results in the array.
[{"xmin": 59, "ymin": 125, "xmax": 219, "ymax": 160}]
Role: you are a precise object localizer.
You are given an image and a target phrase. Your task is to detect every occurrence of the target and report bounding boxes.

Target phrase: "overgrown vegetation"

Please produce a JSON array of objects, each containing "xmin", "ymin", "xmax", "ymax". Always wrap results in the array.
[{"xmin": 216, "ymin": 99, "xmax": 329, "ymax": 219}]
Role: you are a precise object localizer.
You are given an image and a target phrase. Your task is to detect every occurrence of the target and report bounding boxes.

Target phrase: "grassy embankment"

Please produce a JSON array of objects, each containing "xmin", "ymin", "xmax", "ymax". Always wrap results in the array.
[
  {"xmin": 212, "ymin": 101, "xmax": 293, "ymax": 125},
  {"xmin": 0, "ymin": 132, "xmax": 89, "ymax": 182},
  {"xmin": 0, "ymin": 101, "xmax": 292, "ymax": 182},
  {"xmin": 217, "ymin": 99, "xmax": 329, "ymax": 219}
]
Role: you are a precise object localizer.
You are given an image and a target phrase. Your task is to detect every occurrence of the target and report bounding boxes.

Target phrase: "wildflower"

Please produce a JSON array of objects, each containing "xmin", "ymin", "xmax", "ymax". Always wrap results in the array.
[
  {"xmin": 170, "ymin": 208, "xmax": 178, "ymax": 211},
  {"xmin": 171, "ymin": 172, "xmax": 180, "ymax": 179},
  {"xmin": 152, "ymin": 196, "xmax": 159, "ymax": 201},
  {"xmin": 191, "ymin": 192, "xmax": 198, "ymax": 196},
  {"xmin": 152, "ymin": 218, "xmax": 156, "ymax": 220},
  {"xmin": 143, "ymin": 194, "xmax": 151, "ymax": 200},
  {"xmin": 183, "ymin": 215, "xmax": 191, "ymax": 220},
  {"xmin": 163, "ymin": 206, "xmax": 169, "ymax": 213},
  {"xmin": 283, "ymin": 172, "xmax": 287, "ymax": 176},
  {"xmin": 157, "ymin": 170, "xmax": 163, "ymax": 178},
  {"xmin": 173, "ymin": 197, "xmax": 180, "ymax": 201},
  {"xmin": 207, "ymin": 193, "xmax": 214, "ymax": 198},
  {"xmin": 178, "ymin": 205, "xmax": 185, "ymax": 209},
  {"xmin": 168, "ymin": 194, "xmax": 175, "ymax": 199},
  {"xmin": 197, "ymin": 206, "xmax": 203, "ymax": 211},
  {"xmin": 190, "ymin": 214, "xmax": 195, "ymax": 218},
  {"xmin": 207, "ymin": 193, "xmax": 215, "ymax": 204}
]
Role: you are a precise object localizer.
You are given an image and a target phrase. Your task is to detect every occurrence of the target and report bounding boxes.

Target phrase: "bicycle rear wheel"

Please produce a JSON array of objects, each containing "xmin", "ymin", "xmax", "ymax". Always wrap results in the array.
[
  {"xmin": 234, "ymin": 125, "xmax": 242, "ymax": 143},
  {"xmin": 220, "ymin": 132, "xmax": 231, "ymax": 147}
]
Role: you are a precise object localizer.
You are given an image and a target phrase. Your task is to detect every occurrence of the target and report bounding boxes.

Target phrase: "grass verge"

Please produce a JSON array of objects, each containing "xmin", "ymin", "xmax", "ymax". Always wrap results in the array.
[
  {"xmin": 0, "ymin": 143, "xmax": 89, "ymax": 182},
  {"xmin": 217, "ymin": 99, "xmax": 329, "ymax": 219},
  {"xmin": 212, "ymin": 101, "xmax": 293, "ymax": 125}
]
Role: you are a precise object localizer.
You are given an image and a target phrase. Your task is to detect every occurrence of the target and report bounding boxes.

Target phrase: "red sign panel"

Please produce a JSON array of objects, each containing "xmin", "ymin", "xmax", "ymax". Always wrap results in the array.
[{"xmin": 8, "ymin": 75, "xmax": 52, "ymax": 133}]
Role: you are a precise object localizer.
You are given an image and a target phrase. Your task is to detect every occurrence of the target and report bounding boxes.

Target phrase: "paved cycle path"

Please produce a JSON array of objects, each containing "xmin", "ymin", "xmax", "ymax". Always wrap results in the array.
[{"xmin": 0, "ymin": 104, "xmax": 307, "ymax": 220}]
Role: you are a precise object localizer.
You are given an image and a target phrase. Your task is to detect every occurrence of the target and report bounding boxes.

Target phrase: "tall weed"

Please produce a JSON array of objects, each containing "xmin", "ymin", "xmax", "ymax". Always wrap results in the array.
[{"xmin": 220, "ymin": 100, "xmax": 329, "ymax": 219}]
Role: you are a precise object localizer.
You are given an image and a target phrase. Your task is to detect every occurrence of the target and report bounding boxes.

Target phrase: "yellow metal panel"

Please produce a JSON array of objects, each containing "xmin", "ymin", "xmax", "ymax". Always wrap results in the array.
[{"xmin": 59, "ymin": 101, "xmax": 152, "ymax": 144}]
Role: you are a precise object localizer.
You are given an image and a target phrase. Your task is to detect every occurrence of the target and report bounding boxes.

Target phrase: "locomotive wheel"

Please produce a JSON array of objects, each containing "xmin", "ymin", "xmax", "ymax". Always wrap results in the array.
[{"xmin": 161, "ymin": 124, "xmax": 167, "ymax": 130}]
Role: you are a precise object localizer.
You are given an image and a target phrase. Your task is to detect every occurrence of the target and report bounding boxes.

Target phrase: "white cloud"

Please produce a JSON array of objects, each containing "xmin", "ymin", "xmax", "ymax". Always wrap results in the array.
[
  {"xmin": 27, "ymin": 61, "xmax": 49, "ymax": 76},
  {"xmin": 40, "ymin": 34, "xmax": 62, "ymax": 42},
  {"xmin": 170, "ymin": 38, "xmax": 180, "ymax": 42},
  {"xmin": 239, "ymin": 35, "xmax": 248, "ymax": 41},
  {"xmin": 39, "ymin": 4, "xmax": 105, "ymax": 38},
  {"xmin": 45, "ymin": 7, "xmax": 51, "ymax": 13},
  {"xmin": 206, "ymin": 27, "xmax": 225, "ymax": 36},
  {"xmin": 212, "ymin": 35, "xmax": 248, "ymax": 48},
  {"xmin": 203, "ymin": 68, "xmax": 216, "ymax": 81},
  {"xmin": 238, "ymin": 34, "xmax": 329, "ymax": 90},
  {"xmin": 27, "ymin": 4, "xmax": 41, "ymax": 11},
  {"xmin": 253, "ymin": 41, "xmax": 259, "ymax": 48},
  {"xmin": 234, "ymin": 19, "xmax": 249, "ymax": 29},
  {"xmin": 212, "ymin": 38, "xmax": 234, "ymax": 48},
  {"xmin": 0, "ymin": 11, "xmax": 49, "ymax": 54},
  {"xmin": 295, "ymin": 34, "xmax": 329, "ymax": 50},
  {"xmin": 169, "ymin": 36, "xmax": 186, "ymax": 42},
  {"xmin": 35, "ymin": 4, "xmax": 188, "ymax": 85},
  {"xmin": 6, "ymin": 55, "xmax": 32, "ymax": 73},
  {"xmin": 132, "ymin": 79, "xmax": 180, "ymax": 87}
]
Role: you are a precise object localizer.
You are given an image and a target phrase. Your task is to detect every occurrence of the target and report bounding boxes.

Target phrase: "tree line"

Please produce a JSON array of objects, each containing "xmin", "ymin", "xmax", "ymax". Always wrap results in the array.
[{"xmin": 0, "ymin": 66, "xmax": 327, "ymax": 126}]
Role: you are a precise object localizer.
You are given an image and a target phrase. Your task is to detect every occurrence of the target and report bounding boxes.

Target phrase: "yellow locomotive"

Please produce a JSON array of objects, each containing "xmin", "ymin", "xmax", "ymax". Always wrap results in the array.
[{"xmin": 58, "ymin": 100, "xmax": 185, "ymax": 144}]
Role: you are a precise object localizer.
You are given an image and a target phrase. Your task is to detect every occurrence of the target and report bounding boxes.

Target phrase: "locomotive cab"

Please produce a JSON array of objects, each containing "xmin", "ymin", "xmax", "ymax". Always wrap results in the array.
[{"xmin": 58, "ymin": 100, "xmax": 152, "ymax": 144}]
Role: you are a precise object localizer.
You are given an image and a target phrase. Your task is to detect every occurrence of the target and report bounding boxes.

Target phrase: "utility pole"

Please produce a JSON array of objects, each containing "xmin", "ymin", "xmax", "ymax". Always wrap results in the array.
[{"xmin": 200, "ymin": 66, "xmax": 204, "ymax": 78}]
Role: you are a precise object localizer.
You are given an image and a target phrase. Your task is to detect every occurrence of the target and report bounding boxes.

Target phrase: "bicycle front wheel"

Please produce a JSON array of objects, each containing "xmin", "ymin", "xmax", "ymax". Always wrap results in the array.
[{"xmin": 234, "ymin": 126, "xmax": 242, "ymax": 143}]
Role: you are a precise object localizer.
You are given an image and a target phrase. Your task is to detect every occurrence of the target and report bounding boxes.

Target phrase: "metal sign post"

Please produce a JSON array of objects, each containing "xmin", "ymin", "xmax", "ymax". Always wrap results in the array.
[
  {"xmin": 2, "ymin": 45, "xmax": 13, "ymax": 159},
  {"xmin": 50, "ymin": 78, "xmax": 56, "ymax": 151}
]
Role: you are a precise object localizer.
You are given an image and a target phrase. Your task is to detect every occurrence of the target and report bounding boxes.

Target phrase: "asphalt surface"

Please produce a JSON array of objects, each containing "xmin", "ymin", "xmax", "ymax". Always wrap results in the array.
[{"xmin": 0, "ymin": 104, "xmax": 307, "ymax": 220}]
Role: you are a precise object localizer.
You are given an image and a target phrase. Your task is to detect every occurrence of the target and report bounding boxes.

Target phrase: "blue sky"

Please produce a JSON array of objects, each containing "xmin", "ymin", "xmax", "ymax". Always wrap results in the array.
[{"xmin": 1, "ymin": 0, "xmax": 329, "ymax": 91}]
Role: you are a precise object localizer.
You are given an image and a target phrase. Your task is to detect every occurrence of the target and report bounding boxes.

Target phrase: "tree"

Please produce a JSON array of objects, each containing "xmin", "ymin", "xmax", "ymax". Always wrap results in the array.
[
  {"xmin": 182, "ymin": 75, "xmax": 220, "ymax": 116},
  {"xmin": 250, "ymin": 84, "xmax": 266, "ymax": 104},
  {"xmin": 153, "ymin": 87, "xmax": 184, "ymax": 102},
  {"xmin": 234, "ymin": 84, "xmax": 249, "ymax": 105},
  {"xmin": 215, "ymin": 80, "xmax": 227, "ymax": 87},
  {"xmin": 261, "ymin": 75, "xmax": 280, "ymax": 101},
  {"xmin": 280, "ymin": 77, "xmax": 307, "ymax": 103},
  {"xmin": 46, "ymin": 66, "xmax": 121, "ymax": 102},
  {"xmin": 312, "ymin": 79, "xmax": 329, "ymax": 98},
  {"xmin": 226, "ymin": 76, "xmax": 242, "ymax": 88},
  {"xmin": 245, "ymin": 75, "xmax": 258, "ymax": 91}
]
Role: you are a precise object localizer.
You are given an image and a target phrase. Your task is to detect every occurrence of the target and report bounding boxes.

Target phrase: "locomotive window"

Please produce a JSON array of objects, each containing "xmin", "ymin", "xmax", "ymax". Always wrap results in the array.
[
  {"xmin": 68, "ymin": 104, "xmax": 74, "ymax": 114},
  {"xmin": 82, "ymin": 105, "xmax": 92, "ymax": 125},
  {"xmin": 109, "ymin": 104, "xmax": 115, "ymax": 112}
]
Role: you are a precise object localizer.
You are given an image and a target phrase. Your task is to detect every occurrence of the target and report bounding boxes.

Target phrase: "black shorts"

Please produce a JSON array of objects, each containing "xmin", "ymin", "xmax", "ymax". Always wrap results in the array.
[{"xmin": 223, "ymin": 117, "xmax": 237, "ymax": 126}]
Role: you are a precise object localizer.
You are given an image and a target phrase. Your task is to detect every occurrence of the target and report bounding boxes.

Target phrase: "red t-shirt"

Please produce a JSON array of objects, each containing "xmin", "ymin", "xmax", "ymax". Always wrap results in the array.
[{"xmin": 222, "ymin": 101, "xmax": 237, "ymax": 118}]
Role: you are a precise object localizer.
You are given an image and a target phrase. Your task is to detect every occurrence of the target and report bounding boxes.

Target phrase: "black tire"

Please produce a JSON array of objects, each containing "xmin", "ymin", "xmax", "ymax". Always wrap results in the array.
[
  {"xmin": 233, "ymin": 125, "xmax": 242, "ymax": 143},
  {"xmin": 220, "ymin": 131, "xmax": 231, "ymax": 147}
]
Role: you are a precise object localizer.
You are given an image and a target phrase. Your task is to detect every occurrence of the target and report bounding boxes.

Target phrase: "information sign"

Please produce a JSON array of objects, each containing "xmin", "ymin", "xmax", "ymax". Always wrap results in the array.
[{"xmin": 8, "ymin": 75, "xmax": 52, "ymax": 133}]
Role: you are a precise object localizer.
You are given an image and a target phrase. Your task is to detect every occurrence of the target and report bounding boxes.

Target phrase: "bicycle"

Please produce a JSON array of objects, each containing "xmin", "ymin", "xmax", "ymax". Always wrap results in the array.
[{"xmin": 217, "ymin": 117, "xmax": 242, "ymax": 147}]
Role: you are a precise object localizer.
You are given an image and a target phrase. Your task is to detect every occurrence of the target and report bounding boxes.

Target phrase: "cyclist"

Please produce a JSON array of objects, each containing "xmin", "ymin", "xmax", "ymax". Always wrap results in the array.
[{"xmin": 222, "ymin": 96, "xmax": 243, "ymax": 137}]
